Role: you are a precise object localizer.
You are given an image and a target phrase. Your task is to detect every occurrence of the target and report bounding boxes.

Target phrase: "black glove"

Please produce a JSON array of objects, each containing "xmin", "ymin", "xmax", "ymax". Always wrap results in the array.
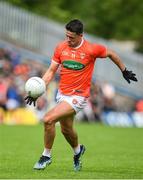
[
  {"xmin": 24, "ymin": 96, "xmax": 38, "ymax": 106},
  {"xmin": 122, "ymin": 68, "xmax": 138, "ymax": 84}
]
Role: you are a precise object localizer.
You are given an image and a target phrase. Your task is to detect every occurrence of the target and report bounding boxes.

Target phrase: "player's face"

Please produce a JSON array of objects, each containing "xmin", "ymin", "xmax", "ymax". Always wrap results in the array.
[{"xmin": 66, "ymin": 30, "xmax": 82, "ymax": 48}]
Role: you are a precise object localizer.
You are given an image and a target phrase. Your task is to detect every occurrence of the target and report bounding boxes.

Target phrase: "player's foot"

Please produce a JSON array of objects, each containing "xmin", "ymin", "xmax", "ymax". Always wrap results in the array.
[
  {"xmin": 73, "ymin": 144, "xmax": 86, "ymax": 171},
  {"xmin": 33, "ymin": 155, "xmax": 52, "ymax": 170}
]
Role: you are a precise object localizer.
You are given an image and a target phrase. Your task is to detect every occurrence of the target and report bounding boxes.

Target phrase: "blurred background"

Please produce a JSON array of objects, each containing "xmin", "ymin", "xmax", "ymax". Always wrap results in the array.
[{"xmin": 0, "ymin": 0, "xmax": 143, "ymax": 127}]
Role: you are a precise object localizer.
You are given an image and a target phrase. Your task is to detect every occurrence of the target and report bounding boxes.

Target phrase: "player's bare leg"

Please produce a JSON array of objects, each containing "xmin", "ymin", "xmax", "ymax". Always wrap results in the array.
[
  {"xmin": 34, "ymin": 101, "xmax": 75, "ymax": 170},
  {"xmin": 43, "ymin": 101, "xmax": 75, "ymax": 148},
  {"xmin": 60, "ymin": 115, "xmax": 86, "ymax": 171},
  {"xmin": 60, "ymin": 115, "xmax": 78, "ymax": 148}
]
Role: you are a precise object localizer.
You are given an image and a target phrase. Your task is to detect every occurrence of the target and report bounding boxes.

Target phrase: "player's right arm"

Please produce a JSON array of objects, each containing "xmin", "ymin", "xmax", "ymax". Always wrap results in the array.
[
  {"xmin": 25, "ymin": 42, "xmax": 62, "ymax": 106},
  {"xmin": 42, "ymin": 42, "xmax": 63, "ymax": 86},
  {"xmin": 25, "ymin": 61, "xmax": 59, "ymax": 106},
  {"xmin": 42, "ymin": 61, "xmax": 59, "ymax": 87}
]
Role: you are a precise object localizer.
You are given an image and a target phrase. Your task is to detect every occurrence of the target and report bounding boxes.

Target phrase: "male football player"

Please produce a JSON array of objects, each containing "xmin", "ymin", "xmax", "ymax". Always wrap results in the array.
[{"xmin": 25, "ymin": 19, "xmax": 137, "ymax": 171}]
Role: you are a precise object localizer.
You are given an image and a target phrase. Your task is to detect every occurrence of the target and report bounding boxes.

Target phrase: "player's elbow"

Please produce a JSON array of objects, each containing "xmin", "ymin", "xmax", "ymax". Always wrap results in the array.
[{"xmin": 106, "ymin": 48, "xmax": 117, "ymax": 59}]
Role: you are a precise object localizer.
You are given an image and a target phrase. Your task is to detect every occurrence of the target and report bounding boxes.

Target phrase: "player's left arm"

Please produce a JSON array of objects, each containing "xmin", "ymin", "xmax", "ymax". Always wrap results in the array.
[{"xmin": 106, "ymin": 48, "xmax": 138, "ymax": 83}]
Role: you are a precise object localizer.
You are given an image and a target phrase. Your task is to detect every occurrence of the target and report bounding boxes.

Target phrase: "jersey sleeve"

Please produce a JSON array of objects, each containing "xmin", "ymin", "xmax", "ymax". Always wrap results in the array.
[
  {"xmin": 92, "ymin": 44, "xmax": 107, "ymax": 58},
  {"xmin": 52, "ymin": 43, "xmax": 62, "ymax": 64}
]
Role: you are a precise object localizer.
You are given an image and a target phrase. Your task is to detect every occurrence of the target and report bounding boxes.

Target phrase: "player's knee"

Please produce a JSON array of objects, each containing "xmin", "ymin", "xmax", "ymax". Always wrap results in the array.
[{"xmin": 43, "ymin": 115, "xmax": 56, "ymax": 126}]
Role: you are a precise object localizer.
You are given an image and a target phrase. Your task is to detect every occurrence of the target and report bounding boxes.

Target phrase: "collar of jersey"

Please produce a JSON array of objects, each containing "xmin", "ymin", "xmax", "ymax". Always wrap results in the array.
[{"xmin": 72, "ymin": 38, "xmax": 84, "ymax": 49}]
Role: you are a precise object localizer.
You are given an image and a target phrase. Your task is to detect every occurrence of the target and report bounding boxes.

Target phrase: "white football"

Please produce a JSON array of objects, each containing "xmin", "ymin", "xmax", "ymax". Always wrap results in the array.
[{"xmin": 25, "ymin": 77, "xmax": 46, "ymax": 98}]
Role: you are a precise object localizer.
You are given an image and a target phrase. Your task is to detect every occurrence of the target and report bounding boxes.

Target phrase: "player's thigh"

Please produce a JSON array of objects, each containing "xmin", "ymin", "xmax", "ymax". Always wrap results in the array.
[{"xmin": 44, "ymin": 101, "xmax": 75, "ymax": 123}]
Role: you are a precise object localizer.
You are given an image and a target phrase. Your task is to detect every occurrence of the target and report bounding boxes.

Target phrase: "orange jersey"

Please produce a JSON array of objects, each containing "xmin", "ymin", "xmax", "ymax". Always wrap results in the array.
[{"xmin": 52, "ymin": 39, "xmax": 107, "ymax": 97}]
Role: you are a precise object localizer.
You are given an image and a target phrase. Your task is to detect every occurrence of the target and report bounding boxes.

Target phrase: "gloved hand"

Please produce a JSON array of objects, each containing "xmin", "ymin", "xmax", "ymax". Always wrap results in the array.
[
  {"xmin": 24, "ymin": 96, "xmax": 38, "ymax": 106},
  {"xmin": 122, "ymin": 68, "xmax": 138, "ymax": 84}
]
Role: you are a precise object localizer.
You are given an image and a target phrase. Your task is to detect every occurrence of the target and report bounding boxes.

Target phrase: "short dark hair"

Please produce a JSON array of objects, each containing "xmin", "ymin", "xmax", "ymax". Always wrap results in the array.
[{"xmin": 65, "ymin": 19, "xmax": 83, "ymax": 35}]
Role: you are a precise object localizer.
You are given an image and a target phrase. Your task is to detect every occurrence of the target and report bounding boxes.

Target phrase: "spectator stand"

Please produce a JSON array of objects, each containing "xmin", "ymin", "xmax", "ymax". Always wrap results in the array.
[{"xmin": 0, "ymin": 40, "xmax": 57, "ymax": 125}]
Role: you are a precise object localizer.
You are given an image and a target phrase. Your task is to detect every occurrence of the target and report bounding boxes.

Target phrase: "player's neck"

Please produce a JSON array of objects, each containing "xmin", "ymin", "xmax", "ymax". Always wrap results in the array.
[{"xmin": 73, "ymin": 38, "xmax": 84, "ymax": 49}]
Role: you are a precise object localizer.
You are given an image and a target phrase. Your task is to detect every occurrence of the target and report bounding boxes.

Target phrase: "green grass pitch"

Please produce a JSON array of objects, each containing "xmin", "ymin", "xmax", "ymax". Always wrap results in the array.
[{"xmin": 0, "ymin": 123, "xmax": 143, "ymax": 179}]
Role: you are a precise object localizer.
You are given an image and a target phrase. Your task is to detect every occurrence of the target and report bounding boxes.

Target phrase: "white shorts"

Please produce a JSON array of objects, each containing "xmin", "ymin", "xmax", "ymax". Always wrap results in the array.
[{"xmin": 56, "ymin": 91, "xmax": 88, "ymax": 113}]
